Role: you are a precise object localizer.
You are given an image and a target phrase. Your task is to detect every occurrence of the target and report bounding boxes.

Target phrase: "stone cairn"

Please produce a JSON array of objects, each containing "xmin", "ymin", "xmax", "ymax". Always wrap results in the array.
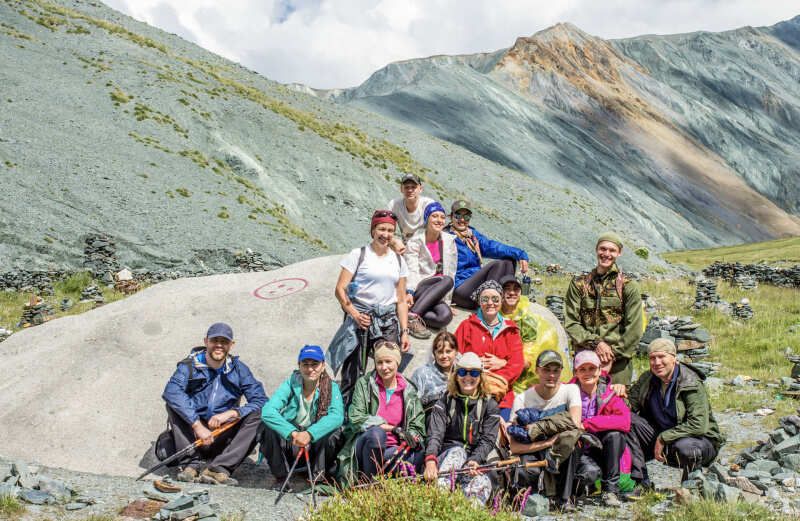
[
  {"xmin": 641, "ymin": 292, "xmax": 658, "ymax": 315},
  {"xmin": 733, "ymin": 273, "xmax": 758, "ymax": 291},
  {"xmin": 693, "ymin": 278, "xmax": 723, "ymax": 310},
  {"xmin": 80, "ymin": 284, "xmax": 105, "ymax": 305},
  {"xmin": 639, "ymin": 315, "xmax": 718, "ymax": 375},
  {"xmin": 233, "ymin": 248, "xmax": 270, "ymax": 272},
  {"xmin": 545, "ymin": 264, "xmax": 562, "ymax": 275},
  {"xmin": 545, "ymin": 295, "xmax": 565, "ymax": 323},
  {"xmin": 704, "ymin": 261, "xmax": 800, "ymax": 288},
  {"xmin": 118, "ymin": 481, "xmax": 221, "ymax": 521},
  {"xmin": 83, "ymin": 234, "xmax": 119, "ymax": 283},
  {"xmin": 18, "ymin": 296, "xmax": 55, "ymax": 328},
  {"xmin": 732, "ymin": 298, "xmax": 754, "ymax": 321},
  {"xmin": 0, "ymin": 270, "xmax": 65, "ymax": 295},
  {"xmin": 781, "ymin": 352, "xmax": 800, "ymax": 395},
  {"xmin": 1, "ymin": 461, "xmax": 96, "ymax": 511}
]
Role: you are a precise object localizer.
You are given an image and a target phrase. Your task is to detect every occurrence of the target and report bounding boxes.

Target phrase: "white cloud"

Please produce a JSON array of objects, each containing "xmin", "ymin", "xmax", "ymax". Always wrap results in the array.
[{"xmin": 104, "ymin": 0, "xmax": 799, "ymax": 89}]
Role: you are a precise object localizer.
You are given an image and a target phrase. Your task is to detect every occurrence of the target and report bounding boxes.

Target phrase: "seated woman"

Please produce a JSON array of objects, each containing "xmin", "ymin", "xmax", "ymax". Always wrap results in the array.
[
  {"xmin": 454, "ymin": 280, "xmax": 525, "ymax": 421},
  {"xmin": 422, "ymin": 352, "xmax": 501, "ymax": 505},
  {"xmin": 328, "ymin": 209, "xmax": 411, "ymax": 406},
  {"xmin": 337, "ymin": 341, "xmax": 426, "ymax": 482},
  {"xmin": 411, "ymin": 330, "xmax": 458, "ymax": 413},
  {"xmin": 445, "ymin": 200, "xmax": 529, "ymax": 309},
  {"xmin": 261, "ymin": 345, "xmax": 344, "ymax": 486},
  {"xmin": 569, "ymin": 350, "xmax": 631, "ymax": 507},
  {"xmin": 404, "ymin": 201, "xmax": 458, "ymax": 339}
]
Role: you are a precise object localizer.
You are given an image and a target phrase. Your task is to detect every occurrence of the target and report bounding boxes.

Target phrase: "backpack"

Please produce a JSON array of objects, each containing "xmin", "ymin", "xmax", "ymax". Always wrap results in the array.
[
  {"xmin": 154, "ymin": 348, "xmax": 204, "ymax": 462},
  {"xmin": 447, "ymin": 395, "xmax": 488, "ymax": 446}
]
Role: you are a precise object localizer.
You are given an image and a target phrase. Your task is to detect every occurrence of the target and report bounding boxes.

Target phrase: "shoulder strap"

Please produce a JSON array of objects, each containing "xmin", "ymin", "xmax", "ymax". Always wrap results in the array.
[
  {"xmin": 476, "ymin": 397, "xmax": 485, "ymax": 422},
  {"xmin": 354, "ymin": 246, "xmax": 366, "ymax": 276},
  {"xmin": 615, "ymin": 271, "xmax": 625, "ymax": 302},
  {"xmin": 448, "ymin": 395, "xmax": 456, "ymax": 419}
]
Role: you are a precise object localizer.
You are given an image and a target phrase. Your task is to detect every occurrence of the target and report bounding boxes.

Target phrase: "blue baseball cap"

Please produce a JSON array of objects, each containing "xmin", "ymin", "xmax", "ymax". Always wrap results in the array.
[
  {"xmin": 206, "ymin": 322, "xmax": 234, "ymax": 341},
  {"xmin": 298, "ymin": 344, "xmax": 325, "ymax": 362}
]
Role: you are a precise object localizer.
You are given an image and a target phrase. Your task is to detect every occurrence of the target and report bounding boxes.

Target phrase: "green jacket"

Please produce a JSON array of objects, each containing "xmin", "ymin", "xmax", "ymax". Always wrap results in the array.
[
  {"xmin": 628, "ymin": 362, "xmax": 725, "ymax": 450},
  {"xmin": 337, "ymin": 371, "xmax": 426, "ymax": 483},
  {"xmin": 564, "ymin": 263, "xmax": 643, "ymax": 360},
  {"xmin": 261, "ymin": 371, "xmax": 344, "ymax": 442}
]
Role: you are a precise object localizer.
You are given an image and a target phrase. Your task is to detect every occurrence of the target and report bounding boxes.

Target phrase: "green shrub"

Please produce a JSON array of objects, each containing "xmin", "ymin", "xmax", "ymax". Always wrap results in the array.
[
  {"xmin": 175, "ymin": 187, "xmax": 191, "ymax": 197},
  {"xmin": 633, "ymin": 497, "xmax": 787, "ymax": 521},
  {"xmin": 308, "ymin": 478, "xmax": 520, "ymax": 521},
  {"xmin": 110, "ymin": 88, "xmax": 131, "ymax": 104},
  {"xmin": 218, "ymin": 209, "xmax": 230, "ymax": 219},
  {"xmin": 0, "ymin": 494, "xmax": 25, "ymax": 518},
  {"xmin": 57, "ymin": 271, "xmax": 94, "ymax": 295},
  {"xmin": 635, "ymin": 247, "xmax": 649, "ymax": 260}
]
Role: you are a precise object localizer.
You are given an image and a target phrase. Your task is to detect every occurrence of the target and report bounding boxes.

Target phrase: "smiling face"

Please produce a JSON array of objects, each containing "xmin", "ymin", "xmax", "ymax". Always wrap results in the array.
[
  {"xmin": 376, "ymin": 354, "xmax": 399, "ymax": 382},
  {"xmin": 457, "ymin": 369, "xmax": 481, "ymax": 395},
  {"xmin": 204, "ymin": 336, "xmax": 233, "ymax": 363},
  {"xmin": 478, "ymin": 288, "xmax": 502, "ymax": 321},
  {"xmin": 649, "ymin": 351, "xmax": 677, "ymax": 383},
  {"xmin": 450, "ymin": 210, "xmax": 472, "ymax": 232},
  {"xmin": 575, "ymin": 363, "xmax": 601, "ymax": 390},
  {"xmin": 595, "ymin": 240, "xmax": 622, "ymax": 274},
  {"xmin": 433, "ymin": 341, "xmax": 457, "ymax": 371},
  {"xmin": 536, "ymin": 363, "xmax": 562, "ymax": 389},
  {"xmin": 371, "ymin": 222, "xmax": 396, "ymax": 247},
  {"xmin": 299, "ymin": 359, "xmax": 324, "ymax": 384},
  {"xmin": 426, "ymin": 211, "xmax": 446, "ymax": 234},
  {"xmin": 501, "ymin": 282, "xmax": 521, "ymax": 312},
  {"xmin": 401, "ymin": 181, "xmax": 422, "ymax": 202}
]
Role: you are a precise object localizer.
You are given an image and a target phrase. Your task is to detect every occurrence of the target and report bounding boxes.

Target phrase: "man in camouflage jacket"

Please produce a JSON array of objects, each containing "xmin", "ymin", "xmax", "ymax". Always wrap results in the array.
[{"xmin": 564, "ymin": 232, "xmax": 643, "ymax": 385}]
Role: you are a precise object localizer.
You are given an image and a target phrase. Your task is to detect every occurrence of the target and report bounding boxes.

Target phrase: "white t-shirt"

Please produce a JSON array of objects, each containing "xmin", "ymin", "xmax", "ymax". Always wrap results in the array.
[
  {"xmin": 386, "ymin": 196, "xmax": 435, "ymax": 241},
  {"xmin": 340, "ymin": 245, "xmax": 408, "ymax": 307},
  {"xmin": 510, "ymin": 383, "xmax": 581, "ymax": 422}
]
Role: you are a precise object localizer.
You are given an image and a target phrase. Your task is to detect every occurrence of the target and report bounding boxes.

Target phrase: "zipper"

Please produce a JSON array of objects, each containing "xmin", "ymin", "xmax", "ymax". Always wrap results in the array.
[{"xmin": 208, "ymin": 371, "xmax": 221, "ymax": 417}]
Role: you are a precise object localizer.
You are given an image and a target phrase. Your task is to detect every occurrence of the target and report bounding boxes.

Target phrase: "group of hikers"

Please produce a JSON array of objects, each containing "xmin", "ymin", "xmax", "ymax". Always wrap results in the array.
[{"xmin": 158, "ymin": 174, "xmax": 725, "ymax": 511}]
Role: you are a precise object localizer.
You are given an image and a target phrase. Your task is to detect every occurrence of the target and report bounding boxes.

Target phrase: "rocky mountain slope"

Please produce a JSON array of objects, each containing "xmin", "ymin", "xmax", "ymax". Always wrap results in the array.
[
  {"xmin": 334, "ymin": 18, "xmax": 800, "ymax": 251},
  {"xmin": 0, "ymin": 0, "xmax": 648, "ymax": 274}
]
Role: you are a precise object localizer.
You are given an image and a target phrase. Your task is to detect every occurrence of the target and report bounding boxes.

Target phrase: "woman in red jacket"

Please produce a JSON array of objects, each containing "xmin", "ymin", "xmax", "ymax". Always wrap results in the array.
[
  {"xmin": 454, "ymin": 280, "xmax": 524, "ymax": 421},
  {"xmin": 570, "ymin": 350, "xmax": 631, "ymax": 506}
]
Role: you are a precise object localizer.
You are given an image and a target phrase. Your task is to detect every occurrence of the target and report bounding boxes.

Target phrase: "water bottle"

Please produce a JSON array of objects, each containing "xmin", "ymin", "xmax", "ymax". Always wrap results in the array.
[
  {"xmin": 521, "ymin": 275, "xmax": 532, "ymax": 297},
  {"xmin": 347, "ymin": 280, "xmax": 359, "ymax": 299}
]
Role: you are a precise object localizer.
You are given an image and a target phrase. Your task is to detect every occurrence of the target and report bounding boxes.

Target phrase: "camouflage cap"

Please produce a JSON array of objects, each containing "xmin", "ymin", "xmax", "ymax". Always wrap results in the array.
[
  {"xmin": 536, "ymin": 350, "xmax": 564, "ymax": 368},
  {"xmin": 451, "ymin": 199, "xmax": 472, "ymax": 214},
  {"xmin": 648, "ymin": 338, "xmax": 677, "ymax": 357},
  {"xmin": 596, "ymin": 231, "xmax": 623, "ymax": 250}
]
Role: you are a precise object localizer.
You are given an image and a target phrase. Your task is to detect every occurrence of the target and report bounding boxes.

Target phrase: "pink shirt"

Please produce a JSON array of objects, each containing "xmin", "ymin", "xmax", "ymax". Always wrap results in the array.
[
  {"xmin": 376, "ymin": 373, "xmax": 407, "ymax": 446},
  {"xmin": 426, "ymin": 241, "xmax": 442, "ymax": 275}
]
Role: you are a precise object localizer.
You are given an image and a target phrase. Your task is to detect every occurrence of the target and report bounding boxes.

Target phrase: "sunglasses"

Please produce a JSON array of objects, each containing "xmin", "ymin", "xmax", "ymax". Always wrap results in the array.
[
  {"xmin": 456, "ymin": 368, "xmax": 481, "ymax": 378},
  {"xmin": 372, "ymin": 210, "xmax": 398, "ymax": 220},
  {"xmin": 479, "ymin": 296, "xmax": 501, "ymax": 304},
  {"xmin": 453, "ymin": 212, "xmax": 472, "ymax": 221}
]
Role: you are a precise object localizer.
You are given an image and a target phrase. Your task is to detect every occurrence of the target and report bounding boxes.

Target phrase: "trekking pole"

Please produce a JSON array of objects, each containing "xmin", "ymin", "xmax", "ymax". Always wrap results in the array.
[
  {"xmin": 302, "ymin": 446, "xmax": 316, "ymax": 508},
  {"xmin": 386, "ymin": 443, "xmax": 413, "ymax": 475},
  {"xmin": 380, "ymin": 441, "xmax": 408, "ymax": 474},
  {"xmin": 136, "ymin": 418, "xmax": 240, "ymax": 480},
  {"xmin": 438, "ymin": 456, "xmax": 520, "ymax": 478},
  {"xmin": 274, "ymin": 447, "xmax": 305, "ymax": 505}
]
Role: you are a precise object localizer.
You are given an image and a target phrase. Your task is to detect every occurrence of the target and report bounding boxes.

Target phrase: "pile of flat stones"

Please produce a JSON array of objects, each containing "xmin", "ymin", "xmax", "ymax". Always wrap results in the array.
[
  {"xmin": 731, "ymin": 298, "xmax": 754, "ymax": 321},
  {"xmin": 733, "ymin": 273, "xmax": 758, "ymax": 290},
  {"xmin": 781, "ymin": 353, "xmax": 800, "ymax": 394},
  {"xmin": 233, "ymin": 248, "xmax": 271, "ymax": 272},
  {"xmin": 703, "ymin": 261, "xmax": 800, "ymax": 288},
  {"xmin": 639, "ymin": 315, "xmax": 712, "ymax": 360},
  {"xmin": 692, "ymin": 278, "xmax": 727, "ymax": 311},
  {"xmin": 83, "ymin": 234, "xmax": 119, "ymax": 283},
  {"xmin": 641, "ymin": 292, "xmax": 658, "ymax": 315},
  {"xmin": 0, "ymin": 270, "xmax": 65, "ymax": 295},
  {"xmin": 79, "ymin": 284, "xmax": 104, "ymax": 305},
  {"xmin": 545, "ymin": 264, "xmax": 562, "ymax": 275},
  {"xmin": 138, "ymin": 483, "xmax": 221, "ymax": 521},
  {"xmin": 18, "ymin": 297, "xmax": 55, "ymax": 328},
  {"xmin": 545, "ymin": 295, "xmax": 565, "ymax": 323},
  {"xmin": 0, "ymin": 461, "xmax": 95, "ymax": 511}
]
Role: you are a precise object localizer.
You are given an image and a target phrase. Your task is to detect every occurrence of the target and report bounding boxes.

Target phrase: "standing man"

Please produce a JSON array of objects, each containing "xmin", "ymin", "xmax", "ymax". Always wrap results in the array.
[
  {"xmin": 386, "ymin": 173, "xmax": 434, "ymax": 252},
  {"xmin": 162, "ymin": 322, "xmax": 268, "ymax": 485},
  {"xmin": 564, "ymin": 232, "xmax": 642, "ymax": 385}
]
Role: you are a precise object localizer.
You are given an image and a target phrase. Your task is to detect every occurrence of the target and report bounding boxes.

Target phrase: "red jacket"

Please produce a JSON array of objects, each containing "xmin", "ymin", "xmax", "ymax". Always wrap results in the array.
[
  {"xmin": 455, "ymin": 313, "xmax": 525, "ymax": 409},
  {"xmin": 568, "ymin": 373, "xmax": 631, "ymax": 433}
]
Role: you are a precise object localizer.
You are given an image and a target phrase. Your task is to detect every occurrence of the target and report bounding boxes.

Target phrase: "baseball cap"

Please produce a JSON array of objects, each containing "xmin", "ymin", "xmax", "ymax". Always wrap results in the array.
[
  {"xmin": 456, "ymin": 351, "xmax": 483, "ymax": 370},
  {"xmin": 298, "ymin": 344, "xmax": 325, "ymax": 362},
  {"xmin": 206, "ymin": 322, "xmax": 234, "ymax": 341},
  {"xmin": 499, "ymin": 274, "xmax": 521, "ymax": 289},
  {"xmin": 574, "ymin": 350, "xmax": 601, "ymax": 369},
  {"xmin": 400, "ymin": 173, "xmax": 421, "ymax": 185},
  {"xmin": 648, "ymin": 338, "xmax": 677, "ymax": 356},
  {"xmin": 536, "ymin": 350, "xmax": 564, "ymax": 368},
  {"xmin": 451, "ymin": 200, "xmax": 472, "ymax": 214}
]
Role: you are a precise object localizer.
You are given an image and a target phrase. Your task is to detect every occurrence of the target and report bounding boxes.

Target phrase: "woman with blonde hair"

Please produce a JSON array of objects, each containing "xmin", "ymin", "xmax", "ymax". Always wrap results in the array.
[{"xmin": 422, "ymin": 352, "xmax": 501, "ymax": 504}]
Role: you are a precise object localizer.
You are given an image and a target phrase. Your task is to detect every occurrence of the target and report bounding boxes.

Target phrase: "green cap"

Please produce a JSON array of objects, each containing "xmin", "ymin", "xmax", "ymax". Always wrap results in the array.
[
  {"xmin": 536, "ymin": 350, "xmax": 564, "ymax": 368},
  {"xmin": 451, "ymin": 200, "xmax": 472, "ymax": 214},
  {"xmin": 596, "ymin": 231, "xmax": 623, "ymax": 250}
]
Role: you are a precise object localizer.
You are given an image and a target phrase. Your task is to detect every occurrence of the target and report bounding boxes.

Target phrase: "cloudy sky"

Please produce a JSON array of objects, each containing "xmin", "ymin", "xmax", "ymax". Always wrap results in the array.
[{"xmin": 104, "ymin": 0, "xmax": 799, "ymax": 89}]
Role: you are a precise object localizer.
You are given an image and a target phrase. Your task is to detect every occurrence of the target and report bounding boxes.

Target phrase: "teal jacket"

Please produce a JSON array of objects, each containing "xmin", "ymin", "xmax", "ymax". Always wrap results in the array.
[{"xmin": 261, "ymin": 371, "xmax": 344, "ymax": 442}]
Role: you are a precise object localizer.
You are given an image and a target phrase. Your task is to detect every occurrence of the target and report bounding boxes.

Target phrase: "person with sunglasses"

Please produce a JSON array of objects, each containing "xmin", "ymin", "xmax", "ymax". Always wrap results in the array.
[
  {"xmin": 454, "ymin": 281, "xmax": 524, "ymax": 421},
  {"xmin": 445, "ymin": 200, "xmax": 530, "ymax": 309},
  {"xmin": 328, "ymin": 210, "xmax": 411, "ymax": 406},
  {"xmin": 336, "ymin": 341, "xmax": 426, "ymax": 483},
  {"xmin": 403, "ymin": 201, "xmax": 458, "ymax": 339},
  {"xmin": 385, "ymin": 173, "xmax": 435, "ymax": 254},
  {"xmin": 422, "ymin": 352, "xmax": 501, "ymax": 505}
]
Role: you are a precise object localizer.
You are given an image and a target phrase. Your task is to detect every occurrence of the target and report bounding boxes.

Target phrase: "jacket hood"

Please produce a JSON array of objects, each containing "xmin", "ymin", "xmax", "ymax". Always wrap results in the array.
[{"xmin": 187, "ymin": 347, "xmax": 237, "ymax": 375}]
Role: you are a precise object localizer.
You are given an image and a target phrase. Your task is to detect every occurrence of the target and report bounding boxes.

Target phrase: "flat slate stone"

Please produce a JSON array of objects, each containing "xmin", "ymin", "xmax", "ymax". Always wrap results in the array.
[
  {"xmin": 19, "ymin": 489, "xmax": 54, "ymax": 505},
  {"xmin": 774, "ymin": 435, "xmax": 800, "ymax": 456}
]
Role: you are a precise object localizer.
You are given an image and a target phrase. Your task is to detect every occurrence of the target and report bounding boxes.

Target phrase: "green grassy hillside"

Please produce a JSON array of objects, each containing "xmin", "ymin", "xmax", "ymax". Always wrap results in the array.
[{"xmin": 663, "ymin": 237, "xmax": 800, "ymax": 270}]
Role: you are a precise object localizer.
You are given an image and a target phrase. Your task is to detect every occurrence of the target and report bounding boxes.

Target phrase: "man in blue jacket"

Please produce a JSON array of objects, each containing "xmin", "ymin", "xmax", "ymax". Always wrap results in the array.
[
  {"xmin": 162, "ymin": 322, "xmax": 267, "ymax": 485},
  {"xmin": 445, "ymin": 200, "xmax": 530, "ymax": 308}
]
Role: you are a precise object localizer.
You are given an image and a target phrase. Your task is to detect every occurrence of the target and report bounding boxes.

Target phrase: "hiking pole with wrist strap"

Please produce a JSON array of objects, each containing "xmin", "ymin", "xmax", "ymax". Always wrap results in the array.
[
  {"xmin": 380, "ymin": 441, "xmax": 408, "ymax": 474},
  {"xmin": 274, "ymin": 446, "xmax": 306, "ymax": 505},
  {"xmin": 302, "ymin": 445, "xmax": 317, "ymax": 508},
  {"xmin": 136, "ymin": 418, "xmax": 240, "ymax": 480}
]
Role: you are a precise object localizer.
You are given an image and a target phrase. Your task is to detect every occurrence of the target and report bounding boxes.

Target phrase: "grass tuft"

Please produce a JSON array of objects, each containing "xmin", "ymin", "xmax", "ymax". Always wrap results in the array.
[{"xmin": 0, "ymin": 494, "xmax": 26, "ymax": 518}]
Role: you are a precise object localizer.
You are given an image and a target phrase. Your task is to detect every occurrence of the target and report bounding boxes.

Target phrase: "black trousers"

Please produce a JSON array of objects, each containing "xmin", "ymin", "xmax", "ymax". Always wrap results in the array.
[
  {"xmin": 259, "ymin": 425, "xmax": 342, "ymax": 480},
  {"xmin": 629, "ymin": 412, "xmax": 718, "ymax": 481},
  {"xmin": 166, "ymin": 406, "xmax": 262, "ymax": 474},
  {"xmin": 512, "ymin": 449, "xmax": 579, "ymax": 502},
  {"xmin": 410, "ymin": 276, "xmax": 454, "ymax": 329},
  {"xmin": 354, "ymin": 426, "xmax": 423, "ymax": 479},
  {"xmin": 581, "ymin": 430, "xmax": 626, "ymax": 494},
  {"xmin": 339, "ymin": 319, "xmax": 400, "ymax": 407},
  {"xmin": 452, "ymin": 260, "xmax": 515, "ymax": 309}
]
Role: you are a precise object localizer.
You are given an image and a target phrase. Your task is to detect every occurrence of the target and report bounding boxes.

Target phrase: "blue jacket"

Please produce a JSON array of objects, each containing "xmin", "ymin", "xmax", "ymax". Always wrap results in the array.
[
  {"xmin": 261, "ymin": 371, "xmax": 345, "ymax": 442},
  {"xmin": 163, "ymin": 348, "xmax": 268, "ymax": 425},
  {"xmin": 447, "ymin": 226, "xmax": 529, "ymax": 287}
]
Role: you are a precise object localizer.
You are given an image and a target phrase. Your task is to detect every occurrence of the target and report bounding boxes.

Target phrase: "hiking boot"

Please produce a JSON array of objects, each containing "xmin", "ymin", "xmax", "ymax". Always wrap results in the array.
[
  {"xmin": 176, "ymin": 466, "xmax": 199, "ymax": 483},
  {"xmin": 407, "ymin": 315, "xmax": 431, "ymax": 339},
  {"xmin": 602, "ymin": 492, "xmax": 622, "ymax": 507},
  {"xmin": 199, "ymin": 468, "xmax": 239, "ymax": 486}
]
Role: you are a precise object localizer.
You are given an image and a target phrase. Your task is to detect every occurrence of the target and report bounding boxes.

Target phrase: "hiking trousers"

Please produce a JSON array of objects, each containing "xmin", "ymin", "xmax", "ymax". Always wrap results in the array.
[
  {"xmin": 339, "ymin": 319, "xmax": 400, "ymax": 407},
  {"xmin": 581, "ymin": 430, "xmax": 625, "ymax": 494},
  {"xmin": 260, "ymin": 424, "xmax": 342, "ymax": 480},
  {"xmin": 452, "ymin": 260, "xmax": 515, "ymax": 309},
  {"xmin": 167, "ymin": 406, "xmax": 262, "ymax": 474},
  {"xmin": 354, "ymin": 426, "xmax": 423, "ymax": 478},
  {"xmin": 410, "ymin": 276, "xmax": 454, "ymax": 329}
]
